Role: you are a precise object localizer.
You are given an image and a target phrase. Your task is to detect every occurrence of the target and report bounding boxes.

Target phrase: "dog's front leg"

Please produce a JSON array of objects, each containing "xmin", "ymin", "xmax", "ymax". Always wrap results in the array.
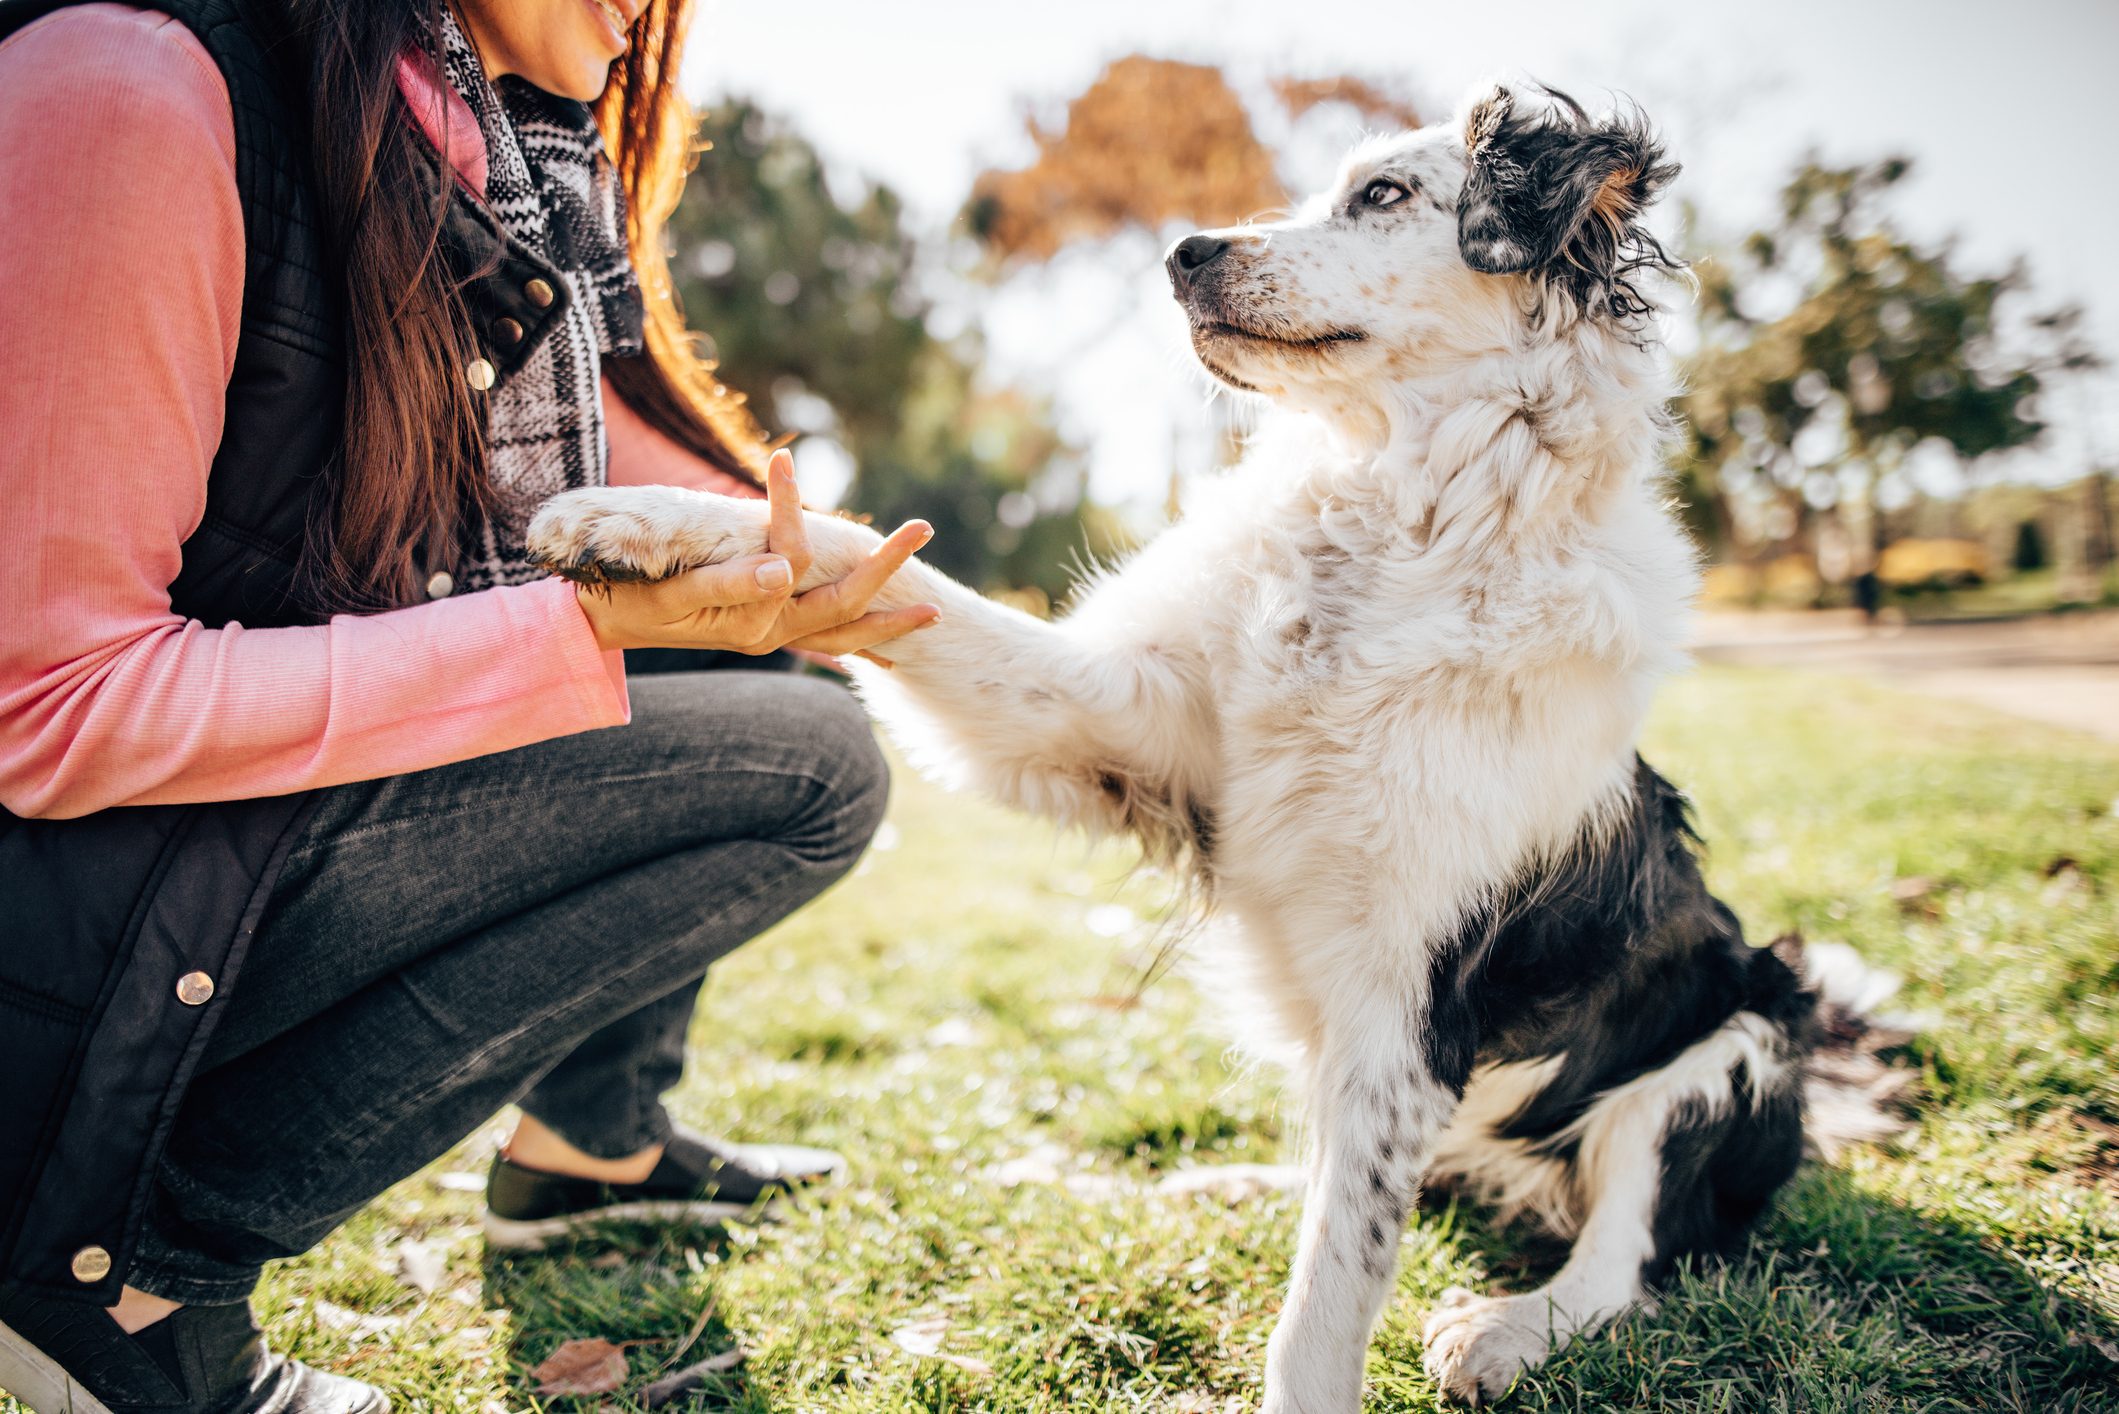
[
  {"xmin": 527, "ymin": 484, "xmax": 1215, "ymax": 852},
  {"xmin": 1264, "ymin": 988, "xmax": 1462, "ymax": 1414}
]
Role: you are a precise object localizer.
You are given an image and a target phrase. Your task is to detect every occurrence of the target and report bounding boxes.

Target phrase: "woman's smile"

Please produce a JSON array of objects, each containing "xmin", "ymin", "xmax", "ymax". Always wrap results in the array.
[{"xmin": 580, "ymin": 0, "xmax": 629, "ymax": 53}]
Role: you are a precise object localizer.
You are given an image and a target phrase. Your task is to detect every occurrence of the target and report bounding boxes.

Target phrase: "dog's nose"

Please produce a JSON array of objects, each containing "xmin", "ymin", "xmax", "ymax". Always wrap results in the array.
[{"xmin": 1166, "ymin": 234, "xmax": 1230, "ymax": 288}]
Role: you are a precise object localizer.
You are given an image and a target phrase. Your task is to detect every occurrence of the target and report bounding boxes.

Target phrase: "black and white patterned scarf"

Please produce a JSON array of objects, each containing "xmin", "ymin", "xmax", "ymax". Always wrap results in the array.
[{"xmin": 436, "ymin": 10, "xmax": 644, "ymax": 592}]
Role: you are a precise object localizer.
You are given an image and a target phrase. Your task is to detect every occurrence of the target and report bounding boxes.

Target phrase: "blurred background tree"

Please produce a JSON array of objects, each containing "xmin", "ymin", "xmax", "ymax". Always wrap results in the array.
[
  {"xmin": 965, "ymin": 56, "xmax": 1423, "ymax": 266},
  {"xmin": 664, "ymin": 99, "xmax": 1128, "ymax": 601},
  {"xmin": 1677, "ymin": 158, "xmax": 2101, "ymax": 581}
]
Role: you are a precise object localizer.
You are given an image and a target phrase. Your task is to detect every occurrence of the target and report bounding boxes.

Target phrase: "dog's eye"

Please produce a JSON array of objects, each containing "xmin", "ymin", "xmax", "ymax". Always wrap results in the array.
[{"xmin": 1363, "ymin": 179, "xmax": 1410, "ymax": 209}]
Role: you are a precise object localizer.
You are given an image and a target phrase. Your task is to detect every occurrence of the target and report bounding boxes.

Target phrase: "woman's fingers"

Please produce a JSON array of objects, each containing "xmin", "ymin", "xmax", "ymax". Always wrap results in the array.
[
  {"xmin": 650, "ymin": 553, "xmax": 793, "ymax": 612},
  {"xmin": 764, "ymin": 449, "xmax": 811, "ymax": 582},
  {"xmin": 784, "ymin": 519, "xmax": 932, "ymax": 631},
  {"xmin": 785, "ymin": 603, "xmax": 941, "ymax": 656}
]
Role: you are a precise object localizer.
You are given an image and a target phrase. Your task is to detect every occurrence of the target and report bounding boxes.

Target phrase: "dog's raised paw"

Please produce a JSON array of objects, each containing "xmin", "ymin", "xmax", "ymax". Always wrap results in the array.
[
  {"xmin": 1421, "ymin": 1290, "xmax": 1554, "ymax": 1406},
  {"xmin": 525, "ymin": 486, "xmax": 766, "ymax": 587}
]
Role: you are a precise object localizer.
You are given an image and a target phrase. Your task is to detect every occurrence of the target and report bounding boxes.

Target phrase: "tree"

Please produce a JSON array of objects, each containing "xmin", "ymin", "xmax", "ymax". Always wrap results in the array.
[
  {"xmin": 1677, "ymin": 158, "xmax": 2100, "ymax": 562},
  {"xmin": 663, "ymin": 99, "xmax": 1123, "ymax": 594},
  {"xmin": 965, "ymin": 56, "xmax": 1423, "ymax": 267},
  {"xmin": 664, "ymin": 99, "xmax": 929, "ymax": 455}
]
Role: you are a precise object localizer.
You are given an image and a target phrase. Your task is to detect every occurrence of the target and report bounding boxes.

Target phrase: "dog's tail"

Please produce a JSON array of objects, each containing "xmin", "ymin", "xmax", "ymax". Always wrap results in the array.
[{"xmin": 1774, "ymin": 935, "xmax": 1922, "ymax": 1160}]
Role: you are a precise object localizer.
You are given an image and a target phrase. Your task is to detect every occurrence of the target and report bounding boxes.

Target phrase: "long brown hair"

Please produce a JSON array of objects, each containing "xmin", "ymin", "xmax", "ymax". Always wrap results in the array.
[{"xmin": 298, "ymin": 0, "xmax": 764, "ymax": 613}]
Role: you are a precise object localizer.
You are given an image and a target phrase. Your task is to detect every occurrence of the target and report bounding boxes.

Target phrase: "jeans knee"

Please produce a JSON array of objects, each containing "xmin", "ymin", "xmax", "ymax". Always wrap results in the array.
[{"xmin": 790, "ymin": 678, "xmax": 890, "ymax": 869}]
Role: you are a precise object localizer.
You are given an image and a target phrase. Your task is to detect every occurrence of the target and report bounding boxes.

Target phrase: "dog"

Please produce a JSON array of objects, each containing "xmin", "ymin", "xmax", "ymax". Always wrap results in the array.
[{"xmin": 527, "ymin": 83, "xmax": 1902, "ymax": 1409}]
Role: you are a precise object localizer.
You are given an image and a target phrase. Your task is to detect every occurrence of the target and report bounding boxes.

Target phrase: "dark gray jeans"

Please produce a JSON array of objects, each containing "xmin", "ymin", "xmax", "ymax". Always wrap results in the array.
[{"xmin": 126, "ymin": 671, "xmax": 888, "ymax": 1305}]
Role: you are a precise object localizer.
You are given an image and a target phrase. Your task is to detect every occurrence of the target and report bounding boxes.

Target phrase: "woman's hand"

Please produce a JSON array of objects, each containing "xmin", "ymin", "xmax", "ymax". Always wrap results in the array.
[{"xmin": 572, "ymin": 450, "xmax": 940, "ymax": 656}]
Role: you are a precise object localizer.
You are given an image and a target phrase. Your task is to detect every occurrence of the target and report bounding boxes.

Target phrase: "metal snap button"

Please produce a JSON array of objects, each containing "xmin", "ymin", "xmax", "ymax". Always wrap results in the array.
[
  {"xmin": 466, "ymin": 358, "xmax": 497, "ymax": 391},
  {"xmin": 426, "ymin": 570, "xmax": 455, "ymax": 600},
  {"xmin": 524, "ymin": 277, "xmax": 555, "ymax": 308},
  {"xmin": 175, "ymin": 971, "xmax": 215, "ymax": 1006},
  {"xmin": 71, "ymin": 1245, "xmax": 113, "ymax": 1282},
  {"xmin": 493, "ymin": 317, "xmax": 524, "ymax": 346}
]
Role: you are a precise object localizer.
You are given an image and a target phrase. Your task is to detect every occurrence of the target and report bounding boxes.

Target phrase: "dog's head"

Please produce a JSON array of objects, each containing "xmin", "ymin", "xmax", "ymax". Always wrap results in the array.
[{"xmin": 1167, "ymin": 84, "xmax": 1680, "ymax": 405}]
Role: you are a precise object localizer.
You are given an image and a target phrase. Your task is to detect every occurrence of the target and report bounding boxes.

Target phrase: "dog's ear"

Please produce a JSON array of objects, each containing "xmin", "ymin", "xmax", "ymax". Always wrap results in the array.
[{"xmin": 1457, "ymin": 84, "xmax": 1680, "ymax": 318}]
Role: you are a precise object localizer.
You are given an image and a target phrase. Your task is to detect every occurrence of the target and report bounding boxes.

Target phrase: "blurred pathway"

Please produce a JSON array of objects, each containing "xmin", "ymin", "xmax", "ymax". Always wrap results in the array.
[{"xmin": 1690, "ymin": 609, "xmax": 2119, "ymax": 741}]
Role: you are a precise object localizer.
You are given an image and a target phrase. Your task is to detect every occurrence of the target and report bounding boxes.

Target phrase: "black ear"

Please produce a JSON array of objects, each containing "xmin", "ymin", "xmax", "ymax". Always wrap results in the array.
[{"xmin": 1457, "ymin": 85, "xmax": 1681, "ymax": 319}]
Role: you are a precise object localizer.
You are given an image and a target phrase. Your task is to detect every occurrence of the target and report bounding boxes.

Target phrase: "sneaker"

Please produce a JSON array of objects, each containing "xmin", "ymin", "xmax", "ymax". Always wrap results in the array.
[
  {"xmin": 481, "ymin": 1127, "xmax": 845, "ymax": 1252},
  {"xmin": 0, "ymin": 1286, "xmax": 387, "ymax": 1414}
]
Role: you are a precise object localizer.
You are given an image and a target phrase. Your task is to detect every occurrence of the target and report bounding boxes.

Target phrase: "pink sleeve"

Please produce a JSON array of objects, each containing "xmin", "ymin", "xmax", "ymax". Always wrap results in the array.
[
  {"xmin": 0, "ymin": 6, "xmax": 629, "ymax": 821},
  {"xmin": 603, "ymin": 375, "xmax": 767, "ymax": 498}
]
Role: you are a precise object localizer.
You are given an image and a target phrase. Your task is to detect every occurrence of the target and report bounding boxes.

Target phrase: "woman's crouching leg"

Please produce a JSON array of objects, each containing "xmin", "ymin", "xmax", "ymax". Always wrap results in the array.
[{"xmin": 127, "ymin": 670, "xmax": 888, "ymax": 1305}]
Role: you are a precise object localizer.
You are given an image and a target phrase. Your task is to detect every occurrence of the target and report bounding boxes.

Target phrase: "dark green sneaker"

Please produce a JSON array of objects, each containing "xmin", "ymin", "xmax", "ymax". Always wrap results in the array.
[
  {"xmin": 0, "ymin": 1286, "xmax": 387, "ymax": 1414},
  {"xmin": 481, "ymin": 1127, "xmax": 845, "ymax": 1252}
]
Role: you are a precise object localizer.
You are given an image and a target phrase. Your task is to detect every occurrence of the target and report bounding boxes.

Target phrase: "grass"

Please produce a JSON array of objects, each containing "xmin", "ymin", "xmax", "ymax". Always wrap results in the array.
[{"xmin": 12, "ymin": 666, "xmax": 2119, "ymax": 1412}]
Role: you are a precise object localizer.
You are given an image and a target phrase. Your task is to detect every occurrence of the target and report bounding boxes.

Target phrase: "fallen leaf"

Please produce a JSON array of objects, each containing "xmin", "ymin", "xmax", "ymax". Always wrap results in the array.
[
  {"xmin": 890, "ymin": 1316, "xmax": 994, "ymax": 1377},
  {"xmin": 977, "ymin": 1142, "xmax": 1072, "ymax": 1188},
  {"xmin": 530, "ymin": 1338, "xmax": 629, "ymax": 1396},
  {"xmin": 397, "ymin": 1239, "xmax": 445, "ymax": 1295},
  {"xmin": 311, "ymin": 1300, "xmax": 404, "ymax": 1341},
  {"xmin": 1157, "ymin": 1163, "xmax": 1305, "ymax": 1202},
  {"xmin": 639, "ymin": 1349, "xmax": 744, "ymax": 1407}
]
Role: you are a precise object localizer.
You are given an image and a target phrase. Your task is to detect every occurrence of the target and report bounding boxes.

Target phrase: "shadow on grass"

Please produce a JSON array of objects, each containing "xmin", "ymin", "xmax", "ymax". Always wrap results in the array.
[
  {"xmin": 1391, "ymin": 1165, "xmax": 2119, "ymax": 1412},
  {"xmin": 481, "ymin": 1223, "xmax": 767, "ymax": 1412},
  {"xmin": 465, "ymin": 1164, "xmax": 2117, "ymax": 1411}
]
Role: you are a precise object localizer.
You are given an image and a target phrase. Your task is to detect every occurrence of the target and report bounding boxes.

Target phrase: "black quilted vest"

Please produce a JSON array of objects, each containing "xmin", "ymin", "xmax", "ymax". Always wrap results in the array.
[{"xmin": 0, "ymin": 0, "xmax": 579, "ymax": 1302}]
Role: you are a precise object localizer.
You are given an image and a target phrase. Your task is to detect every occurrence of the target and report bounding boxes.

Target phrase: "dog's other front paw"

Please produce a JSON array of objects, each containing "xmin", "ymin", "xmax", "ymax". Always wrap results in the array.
[
  {"xmin": 526, "ymin": 485, "xmax": 769, "ymax": 587},
  {"xmin": 1420, "ymin": 1288, "xmax": 1554, "ymax": 1406}
]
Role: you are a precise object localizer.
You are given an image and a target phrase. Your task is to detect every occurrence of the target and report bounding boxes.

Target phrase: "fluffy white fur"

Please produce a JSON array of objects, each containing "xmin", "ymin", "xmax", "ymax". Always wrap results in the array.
[{"xmin": 530, "ymin": 87, "xmax": 1703, "ymax": 1409}]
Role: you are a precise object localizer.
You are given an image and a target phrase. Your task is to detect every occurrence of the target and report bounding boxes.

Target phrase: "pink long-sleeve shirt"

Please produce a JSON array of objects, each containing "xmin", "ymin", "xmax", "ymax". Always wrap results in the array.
[{"xmin": 0, "ymin": 4, "xmax": 757, "ymax": 820}]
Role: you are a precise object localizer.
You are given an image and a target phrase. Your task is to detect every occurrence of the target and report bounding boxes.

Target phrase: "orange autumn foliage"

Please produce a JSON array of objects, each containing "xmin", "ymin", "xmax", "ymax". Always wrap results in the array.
[
  {"xmin": 967, "ymin": 58, "xmax": 1423, "ymax": 266},
  {"xmin": 967, "ymin": 57, "xmax": 1286, "ymax": 264}
]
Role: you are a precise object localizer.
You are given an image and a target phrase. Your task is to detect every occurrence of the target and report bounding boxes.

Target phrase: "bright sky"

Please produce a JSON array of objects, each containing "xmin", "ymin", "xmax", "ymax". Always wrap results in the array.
[{"xmin": 685, "ymin": 0, "xmax": 2119, "ymax": 508}]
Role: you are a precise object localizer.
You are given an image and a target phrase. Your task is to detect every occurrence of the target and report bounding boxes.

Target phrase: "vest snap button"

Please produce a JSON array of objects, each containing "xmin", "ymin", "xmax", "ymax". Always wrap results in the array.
[
  {"xmin": 426, "ymin": 571, "xmax": 455, "ymax": 600},
  {"xmin": 524, "ymin": 278, "xmax": 555, "ymax": 308},
  {"xmin": 71, "ymin": 1246, "xmax": 113, "ymax": 1283},
  {"xmin": 466, "ymin": 358, "xmax": 497, "ymax": 391},
  {"xmin": 493, "ymin": 317, "xmax": 524, "ymax": 346},
  {"xmin": 175, "ymin": 971, "xmax": 215, "ymax": 1006}
]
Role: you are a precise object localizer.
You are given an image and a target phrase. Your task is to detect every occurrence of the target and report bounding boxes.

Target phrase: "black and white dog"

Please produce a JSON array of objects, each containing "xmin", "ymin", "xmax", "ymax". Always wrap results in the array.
[{"xmin": 529, "ymin": 84, "xmax": 1900, "ymax": 1409}]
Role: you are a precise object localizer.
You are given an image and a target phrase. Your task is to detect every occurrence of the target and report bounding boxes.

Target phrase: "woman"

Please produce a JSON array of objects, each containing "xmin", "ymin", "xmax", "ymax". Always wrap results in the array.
[{"xmin": 0, "ymin": 1, "xmax": 940, "ymax": 1410}]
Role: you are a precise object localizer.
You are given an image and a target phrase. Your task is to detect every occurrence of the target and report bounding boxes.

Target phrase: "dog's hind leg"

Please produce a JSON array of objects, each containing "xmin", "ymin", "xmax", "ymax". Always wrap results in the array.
[
  {"xmin": 1421, "ymin": 1013, "xmax": 1801, "ymax": 1404},
  {"xmin": 1262, "ymin": 989, "xmax": 1465, "ymax": 1414}
]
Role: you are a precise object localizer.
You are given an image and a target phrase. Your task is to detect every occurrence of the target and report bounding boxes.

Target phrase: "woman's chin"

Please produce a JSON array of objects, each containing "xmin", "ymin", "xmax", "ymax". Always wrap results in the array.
[
  {"xmin": 516, "ymin": 53, "xmax": 618, "ymax": 103},
  {"xmin": 553, "ymin": 60, "xmax": 617, "ymax": 102}
]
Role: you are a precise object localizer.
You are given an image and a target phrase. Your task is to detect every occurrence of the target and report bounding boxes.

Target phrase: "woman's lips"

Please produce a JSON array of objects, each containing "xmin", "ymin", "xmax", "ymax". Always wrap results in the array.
[{"xmin": 581, "ymin": 0, "xmax": 629, "ymax": 51}]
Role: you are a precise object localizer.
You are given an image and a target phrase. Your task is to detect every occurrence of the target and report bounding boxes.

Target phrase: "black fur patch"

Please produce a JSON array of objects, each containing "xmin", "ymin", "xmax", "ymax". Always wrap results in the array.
[
  {"xmin": 1457, "ymin": 85, "xmax": 1682, "ymax": 323},
  {"xmin": 1646, "ymin": 1078, "xmax": 1803, "ymax": 1277},
  {"xmin": 1420, "ymin": 755, "xmax": 1813, "ymax": 1262}
]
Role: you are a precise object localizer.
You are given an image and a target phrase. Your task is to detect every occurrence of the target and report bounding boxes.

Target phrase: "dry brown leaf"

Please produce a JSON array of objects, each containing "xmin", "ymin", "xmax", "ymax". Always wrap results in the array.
[{"xmin": 530, "ymin": 1338, "xmax": 629, "ymax": 1396}]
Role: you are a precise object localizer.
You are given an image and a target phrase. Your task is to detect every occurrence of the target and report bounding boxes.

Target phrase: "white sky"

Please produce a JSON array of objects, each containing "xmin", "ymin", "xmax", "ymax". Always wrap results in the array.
[{"xmin": 685, "ymin": 0, "xmax": 2119, "ymax": 509}]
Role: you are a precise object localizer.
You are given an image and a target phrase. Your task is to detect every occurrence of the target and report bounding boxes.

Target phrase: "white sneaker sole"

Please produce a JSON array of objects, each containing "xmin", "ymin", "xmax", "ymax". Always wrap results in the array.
[
  {"xmin": 0, "ymin": 1313, "xmax": 118, "ymax": 1414},
  {"xmin": 482, "ymin": 1197, "xmax": 771, "ymax": 1252}
]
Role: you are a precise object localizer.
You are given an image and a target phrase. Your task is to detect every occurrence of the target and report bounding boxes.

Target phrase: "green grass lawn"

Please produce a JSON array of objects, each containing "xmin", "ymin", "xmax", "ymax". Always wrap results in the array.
[{"xmin": 16, "ymin": 666, "xmax": 2118, "ymax": 1412}]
